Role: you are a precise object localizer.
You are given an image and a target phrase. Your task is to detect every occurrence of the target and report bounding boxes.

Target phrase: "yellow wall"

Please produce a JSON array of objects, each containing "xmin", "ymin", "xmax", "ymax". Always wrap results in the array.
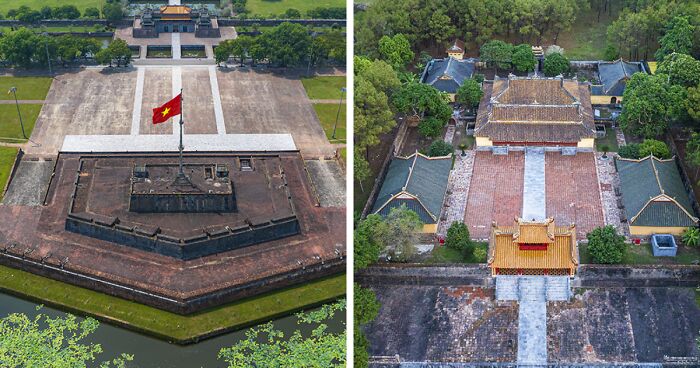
[
  {"xmin": 448, "ymin": 93, "xmax": 456, "ymax": 102},
  {"xmin": 447, "ymin": 52, "xmax": 464, "ymax": 60},
  {"xmin": 422, "ymin": 223, "xmax": 438, "ymax": 233},
  {"xmin": 630, "ymin": 226, "xmax": 688, "ymax": 236},
  {"xmin": 577, "ymin": 138, "xmax": 595, "ymax": 148},
  {"xmin": 475, "ymin": 137, "xmax": 493, "ymax": 147},
  {"xmin": 591, "ymin": 95, "xmax": 622, "ymax": 105}
]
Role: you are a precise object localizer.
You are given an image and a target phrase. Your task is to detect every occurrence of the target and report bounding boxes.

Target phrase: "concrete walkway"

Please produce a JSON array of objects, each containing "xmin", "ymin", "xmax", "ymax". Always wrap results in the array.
[
  {"xmin": 517, "ymin": 277, "xmax": 548, "ymax": 366},
  {"xmin": 208, "ymin": 65, "xmax": 226, "ymax": 134},
  {"xmin": 171, "ymin": 66, "xmax": 182, "ymax": 135},
  {"xmin": 131, "ymin": 67, "xmax": 145, "ymax": 135},
  {"xmin": 171, "ymin": 33, "xmax": 181, "ymax": 60},
  {"xmin": 522, "ymin": 147, "xmax": 546, "ymax": 221},
  {"xmin": 309, "ymin": 99, "xmax": 344, "ymax": 104}
]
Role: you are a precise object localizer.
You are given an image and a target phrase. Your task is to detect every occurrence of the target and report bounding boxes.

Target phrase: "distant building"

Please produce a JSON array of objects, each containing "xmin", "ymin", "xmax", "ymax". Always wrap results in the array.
[
  {"xmin": 420, "ymin": 39, "xmax": 475, "ymax": 99},
  {"xmin": 590, "ymin": 59, "xmax": 647, "ymax": 105},
  {"xmin": 488, "ymin": 218, "xmax": 578, "ymax": 277},
  {"xmin": 372, "ymin": 152, "xmax": 451, "ymax": 233},
  {"xmin": 617, "ymin": 155, "xmax": 699, "ymax": 236},
  {"xmin": 474, "ymin": 75, "xmax": 596, "ymax": 148},
  {"xmin": 133, "ymin": 5, "xmax": 221, "ymax": 38}
]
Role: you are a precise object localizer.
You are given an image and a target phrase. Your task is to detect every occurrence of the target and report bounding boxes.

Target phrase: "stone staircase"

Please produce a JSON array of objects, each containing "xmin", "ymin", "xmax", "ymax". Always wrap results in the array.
[
  {"xmin": 518, "ymin": 276, "xmax": 546, "ymax": 302},
  {"xmin": 545, "ymin": 276, "xmax": 571, "ymax": 301},
  {"xmin": 495, "ymin": 276, "xmax": 571, "ymax": 302},
  {"xmin": 495, "ymin": 276, "xmax": 519, "ymax": 301}
]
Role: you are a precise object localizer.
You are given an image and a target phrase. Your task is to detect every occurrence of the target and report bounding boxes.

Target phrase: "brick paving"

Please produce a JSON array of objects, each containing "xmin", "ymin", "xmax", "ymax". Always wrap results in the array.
[
  {"xmin": 464, "ymin": 151, "xmax": 524, "ymax": 240},
  {"xmin": 595, "ymin": 152, "xmax": 630, "ymax": 236},
  {"xmin": 437, "ymin": 151, "xmax": 475, "ymax": 237},
  {"xmin": 545, "ymin": 152, "xmax": 605, "ymax": 239}
]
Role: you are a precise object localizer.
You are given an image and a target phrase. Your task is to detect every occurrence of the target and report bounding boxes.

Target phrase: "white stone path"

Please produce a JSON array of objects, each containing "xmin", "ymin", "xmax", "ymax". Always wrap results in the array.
[
  {"xmin": 437, "ymin": 151, "xmax": 475, "ymax": 236},
  {"xmin": 522, "ymin": 147, "xmax": 546, "ymax": 221},
  {"xmin": 209, "ymin": 65, "xmax": 226, "ymax": 134},
  {"xmin": 171, "ymin": 66, "xmax": 182, "ymax": 135},
  {"xmin": 130, "ymin": 67, "xmax": 145, "ymax": 135},
  {"xmin": 171, "ymin": 33, "xmax": 181, "ymax": 60}
]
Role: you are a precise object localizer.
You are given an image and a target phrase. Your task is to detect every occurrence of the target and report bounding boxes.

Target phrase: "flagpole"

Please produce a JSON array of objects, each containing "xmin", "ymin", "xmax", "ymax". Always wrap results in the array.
[{"xmin": 178, "ymin": 88, "xmax": 184, "ymax": 177}]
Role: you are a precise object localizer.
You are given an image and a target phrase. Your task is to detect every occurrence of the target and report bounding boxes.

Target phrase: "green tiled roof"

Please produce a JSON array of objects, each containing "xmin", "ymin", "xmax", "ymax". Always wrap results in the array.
[
  {"xmin": 616, "ymin": 156, "xmax": 698, "ymax": 227},
  {"xmin": 372, "ymin": 153, "xmax": 452, "ymax": 224}
]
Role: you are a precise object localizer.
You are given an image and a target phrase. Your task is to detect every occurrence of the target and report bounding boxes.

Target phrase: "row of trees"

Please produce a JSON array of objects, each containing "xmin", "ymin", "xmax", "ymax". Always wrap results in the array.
[
  {"xmin": 215, "ymin": 23, "xmax": 345, "ymax": 67},
  {"xmin": 3, "ymin": 2, "xmax": 125, "ymax": 23}
]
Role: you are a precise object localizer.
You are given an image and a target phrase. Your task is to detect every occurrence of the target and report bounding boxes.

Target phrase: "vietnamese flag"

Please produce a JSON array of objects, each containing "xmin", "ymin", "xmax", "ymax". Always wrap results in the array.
[{"xmin": 152, "ymin": 94, "xmax": 181, "ymax": 124}]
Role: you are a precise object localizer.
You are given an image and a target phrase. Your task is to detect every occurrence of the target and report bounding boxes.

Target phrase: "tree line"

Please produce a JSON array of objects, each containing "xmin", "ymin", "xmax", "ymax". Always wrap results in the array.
[
  {"xmin": 2, "ymin": 1, "xmax": 125, "ymax": 22},
  {"xmin": 215, "ymin": 22, "xmax": 345, "ymax": 67}
]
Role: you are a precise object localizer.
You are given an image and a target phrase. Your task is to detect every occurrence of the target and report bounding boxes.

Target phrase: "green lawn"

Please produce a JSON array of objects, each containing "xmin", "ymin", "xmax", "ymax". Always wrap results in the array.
[
  {"xmin": 0, "ymin": 264, "xmax": 345, "ymax": 343},
  {"xmin": 0, "ymin": 104, "xmax": 41, "ymax": 142},
  {"xmin": 579, "ymin": 243, "xmax": 700, "ymax": 265},
  {"xmin": 313, "ymin": 103, "xmax": 346, "ymax": 144},
  {"xmin": 0, "ymin": 1, "xmax": 103, "ymax": 15},
  {"xmin": 0, "ymin": 147, "xmax": 19, "ymax": 202},
  {"xmin": 0, "ymin": 77, "xmax": 52, "ymax": 100},
  {"xmin": 424, "ymin": 242, "xmax": 489, "ymax": 264},
  {"xmin": 301, "ymin": 76, "xmax": 346, "ymax": 100},
  {"xmin": 595, "ymin": 129, "xmax": 619, "ymax": 152},
  {"xmin": 555, "ymin": 6, "xmax": 618, "ymax": 60},
  {"xmin": 246, "ymin": 0, "xmax": 345, "ymax": 17}
]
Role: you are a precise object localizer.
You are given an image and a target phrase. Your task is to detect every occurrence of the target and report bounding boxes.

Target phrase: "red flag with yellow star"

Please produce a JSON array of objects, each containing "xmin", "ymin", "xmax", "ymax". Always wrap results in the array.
[{"xmin": 152, "ymin": 94, "xmax": 181, "ymax": 124}]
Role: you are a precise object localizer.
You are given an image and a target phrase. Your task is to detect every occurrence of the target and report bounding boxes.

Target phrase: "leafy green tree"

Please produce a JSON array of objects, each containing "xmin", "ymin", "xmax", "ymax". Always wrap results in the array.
[
  {"xmin": 511, "ymin": 43, "xmax": 535, "ymax": 73},
  {"xmin": 656, "ymin": 53, "xmax": 700, "ymax": 88},
  {"xmin": 445, "ymin": 221, "xmax": 472, "ymax": 253},
  {"xmin": 543, "ymin": 52, "xmax": 569, "ymax": 76},
  {"xmin": 354, "ymin": 152, "xmax": 371, "ymax": 192},
  {"xmin": 103, "ymin": 3, "xmax": 124, "ymax": 22},
  {"xmin": 427, "ymin": 140, "xmax": 453, "ymax": 157},
  {"xmin": 619, "ymin": 73, "xmax": 686, "ymax": 138},
  {"xmin": 259, "ymin": 22, "xmax": 311, "ymax": 67},
  {"xmin": 655, "ymin": 16, "xmax": 695, "ymax": 61},
  {"xmin": 0, "ymin": 28, "xmax": 40, "ymax": 67},
  {"xmin": 84, "ymin": 7, "xmax": 100, "ymax": 18},
  {"xmin": 688, "ymin": 85, "xmax": 700, "ymax": 122},
  {"xmin": 354, "ymin": 214, "xmax": 384, "ymax": 270},
  {"xmin": 218, "ymin": 301, "xmax": 346, "ymax": 368},
  {"xmin": 53, "ymin": 5, "xmax": 80, "ymax": 19},
  {"xmin": 354, "ymin": 284, "xmax": 380, "ymax": 326},
  {"xmin": 618, "ymin": 143, "xmax": 641, "ymax": 159},
  {"xmin": 480, "ymin": 40, "xmax": 513, "ymax": 73},
  {"xmin": 0, "ymin": 309, "xmax": 134, "ymax": 367},
  {"xmin": 638, "ymin": 139, "xmax": 671, "ymax": 159},
  {"xmin": 473, "ymin": 245, "xmax": 487, "ymax": 263},
  {"xmin": 214, "ymin": 41, "xmax": 231, "ymax": 66},
  {"xmin": 232, "ymin": 36, "xmax": 254, "ymax": 66},
  {"xmin": 378, "ymin": 34, "xmax": 414, "ymax": 70},
  {"xmin": 418, "ymin": 117, "xmax": 445, "ymax": 138},
  {"xmin": 393, "ymin": 82, "xmax": 451, "ymax": 121},
  {"xmin": 354, "ymin": 330, "xmax": 370, "ymax": 368},
  {"xmin": 455, "ymin": 78, "xmax": 483, "ymax": 109},
  {"xmin": 374, "ymin": 205, "xmax": 422, "ymax": 262},
  {"xmin": 283, "ymin": 8, "xmax": 301, "ymax": 19},
  {"xmin": 682, "ymin": 227, "xmax": 700, "ymax": 247},
  {"xmin": 586, "ymin": 225, "xmax": 626, "ymax": 264},
  {"xmin": 427, "ymin": 10, "xmax": 456, "ymax": 49},
  {"xmin": 685, "ymin": 132, "xmax": 700, "ymax": 181},
  {"xmin": 355, "ymin": 60, "xmax": 400, "ymax": 155}
]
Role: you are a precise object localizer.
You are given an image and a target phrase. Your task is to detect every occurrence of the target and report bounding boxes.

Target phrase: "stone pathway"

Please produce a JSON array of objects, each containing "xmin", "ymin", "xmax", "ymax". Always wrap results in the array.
[
  {"xmin": 131, "ymin": 67, "xmax": 145, "ymax": 135},
  {"xmin": 208, "ymin": 65, "xmax": 226, "ymax": 134},
  {"xmin": 516, "ymin": 277, "xmax": 547, "ymax": 366},
  {"xmin": 171, "ymin": 66, "xmax": 182, "ymax": 135},
  {"xmin": 171, "ymin": 33, "xmax": 181, "ymax": 60},
  {"xmin": 595, "ymin": 152, "xmax": 630, "ymax": 236},
  {"xmin": 309, "ymin": 99, "xmax": 344, "ymax": 104},
  {"xmin": 615, "ymin": 127, "xmax": 627, "ymax": 147},
  {"xmin": 443, "ymin": 125, "xmax": 456, "ymax": 144},
  {"xmin": 522, "ymin": 148, "xmax": 546, "ymax": 221},
  {"xmin": 437, "ymin": 151, "xmax": 475, "ymax": 236}
]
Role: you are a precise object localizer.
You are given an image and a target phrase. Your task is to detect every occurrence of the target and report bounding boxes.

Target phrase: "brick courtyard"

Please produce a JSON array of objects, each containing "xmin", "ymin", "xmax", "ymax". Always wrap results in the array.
[{"xmin": 464, "ymin": 151, "xmax": 604, "ymax": 239}]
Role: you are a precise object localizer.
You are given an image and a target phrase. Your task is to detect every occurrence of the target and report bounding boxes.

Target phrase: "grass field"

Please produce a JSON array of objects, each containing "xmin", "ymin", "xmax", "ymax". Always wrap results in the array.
[
  {"xmin": 0, "ymin": 77, "xmax": 52, "ymax": 100},
  {"xmin": 0, "ymin": 147, "xmax": 19, "ymax": 202},
  {"xmin": 313, "ymin": 103, "xmax": 346, "ymax": 144},
  {"xmin": 424, "ymin": 242, "xmax": 489, "ymax": 264},
  {"xmin": 301, "ymin": 76, "xmax": 346, "ymax": 100},
  {"xmin": 0, "ymin": 0, "xmax": 103, "ymax": 16},
  {"xmin": 0, "ymin": 264, "xmax": 345, "ymax": 343},
  {"xmin": 0, "ymin": 104, "xmax": 41, "ymax": 142},
  {"xmin": 595, "ymin": 129, "xmax": 619, "ymax": 152},
  {"xmin": 579, "ymin": 243, "xmax": 700, "ymax": 265},
  {"xmin": 246, "ymin": 0, "xmax": 345, "ymax": 17}
]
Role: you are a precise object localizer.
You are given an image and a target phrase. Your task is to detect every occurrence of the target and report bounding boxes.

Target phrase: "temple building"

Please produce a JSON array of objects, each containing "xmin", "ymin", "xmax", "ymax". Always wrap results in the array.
[
  {"xmin": 133, "ymin": 5, "xmax": 221, "ymax": 38},
  {"xmin": 590, "ymin": 59, "xmax": 647, "ymax": 105},
  {"xmin": 488, "ymin": 218, "xmax": 579, "ymax": 276},
  {"xmin": 372, "ymin": 152, "xmax": 451, "ymax": 233},
  {"xmin": 617, "ymin": 155, "xmax": 699, "ymax": 236},
  {"xmin": 420, "ymin": 39, "xmax": 475, "ymax": 99},
  {"xmin": 474, "ymin": 75, "xmax": 596, "ymax": 148}
]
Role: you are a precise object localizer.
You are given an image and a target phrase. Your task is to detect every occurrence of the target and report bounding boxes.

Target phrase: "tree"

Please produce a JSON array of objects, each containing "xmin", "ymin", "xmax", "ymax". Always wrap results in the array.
[
  {"xmin": 427, "ymin": 10, "xmax": 456, "ymax": 49},
  {"xmin": 354, "ymin": 214, "xmax": 384, "ymax": 270},
  {"xmin": 374, "ymin": 205, "xmax": 422, "ymax": 262},
  {"xmin": 354, "ymin": 152, "xmax": 370, "ymax": 192},
  {"xmin": 53, "ymin": 5, "xmax": 80, "ymax": 19},
  {"xmin": 688, "ymin": 85, "xmax": 700, "ymax": 122},
  {"xmin": 638, "ymin": 139, "xmax": 670, "ymax": 159},
  {"xmin": 619, "ymin": 73, "xmax": 686, "ymax": 138},
  {"xmin": 283, "ymin": 8, "xmax": 301, "ymax": 19},
  {"xmin": 455, "ymin": 78, "xmax": 483, "ymax": 109},
  {"xmin": 511, "ymin": 43, "xmax": 536, "ymax": 73},
  {"xmin": 393, "ymin": 82, "xmax": 451, "ymax": 121},
  {"xmin": 543, "ymin": 52, "xmax": 569, "ymax": 76},
  {"xmin": 355, "ymin": 60, "xmax": 400, "ymax": 154},
  {"xmin": 259, "ymin": 22, "xmax": 311, "ymax": 67},
  {"xmin": 480, "ymin": 40, "xmax": 513, "ymax": 73},
  {"xmin": 656, "ymin": 53, "xmax": 700, "ymax": 88},
  {"xmin": 618, "ymin": 143, "xmax": 641, "ymax": 159},
  {"xmin": 214, "ymin": 42, "xmax": 231, "ymax": 66},
  {"xmin": 0, "ymin": 28, "xmax": 40, "ymax": 67},
  {"xmin": 218, "ymin": 300, "xmax": 346, "ymax": 367},
  {"xmin": 586, "ymin": 225, "xmax": 626, "ymax": 264},
  {"xmin": 84, "ymin": 7, "xmax": 100, "ymax": 19},
  {"xmin": 418, "ymin": 117, "xmax": 444, "ymax": 138},
  {"xmin": 428, "ymin": 140, "xmax": 453, "ymax": 157},
  {"xmin": 445, "ymin": 221, "xmax": 472, "ymax": 252},
  {"xmin": 103, "ymin": 3, "xmax": 124, "ymax": 22},
  {"xmin": 107, "ymin": 38, "xmax": 131, "ymax": 66},
  {"xmin": 685, "ymin": 132, "xmax": 700, "ymax": 181},
  {"xmin": 378, "ymin": 34, "xmax": 414, "ymax": 70},
  {"xmin": 0, "ymin": 309, "xmax": 133, "ymax": 367},
  {"xmin": 655, "ymin": 16, "xmax": 695, "ymax": 61},
  {"xmin": 354, "ymin": 284, "xmax": 380, "ymax": 326}
]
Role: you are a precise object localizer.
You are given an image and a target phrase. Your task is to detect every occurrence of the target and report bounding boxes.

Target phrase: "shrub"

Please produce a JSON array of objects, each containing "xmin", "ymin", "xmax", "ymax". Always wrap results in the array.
[
  {"xmin": 543, "ymin": 52, "xmax": 570, "ymax": 77},
  {"xmin": 472, "ymin": 245, "xmax": 487, "ymax": 263},
  {"xmin": 639, "ymin": 139, "xmax": 671, "ymax": 159},
  {"xmin": 445, "ymin": 222, "xmax": 472, "ymax": 252},
  {"xmin": 682, "ymin": 227, "xmax": 700, "ymax": 247},
  {"xmin": 418, "ymin": 117, "xmax": 444, "ymax": 138},
  {"xmin": 428, "ymin": 140, "xmax": 453, "ymax": 157},
  {"xmin": 473, "ymin": 74, "xmax": 485, "ymax": 84},
  {"xmin": 618, "ymin": 143, "xmax": 641, "ymax": 159},
  {"xmin": 586, "ymin": 226, "xmax": 626, "ymax": 264}
]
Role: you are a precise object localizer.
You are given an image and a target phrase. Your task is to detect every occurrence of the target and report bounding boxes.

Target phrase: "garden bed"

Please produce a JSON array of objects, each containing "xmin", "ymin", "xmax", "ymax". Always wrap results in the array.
[{"xmin": 146, "ymin": 45, "xmax": 172, "ymax": 59}]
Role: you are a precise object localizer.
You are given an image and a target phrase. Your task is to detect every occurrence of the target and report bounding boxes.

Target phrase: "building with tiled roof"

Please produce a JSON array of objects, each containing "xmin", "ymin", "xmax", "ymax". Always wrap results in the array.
[
  {"xmin": 419, "ymin": 39, "xmax": 475, "ymax": 99},
  {"xmin": 488, "ymin": 218, "xmax": 578, "ymax": 276},
  {"xmin": 590, "ymin": 59, "xmax": 647, "ymax": 105},
  {"xmin": 617, "ymin": 155, "xmax": 698, "ymax": 236},
  {"xmin": 134, "ymin": 5, "xmax": 220, "ymax": 38},
  {"xmin": 372, "ymin": 152, "xmax": 452, "ymax": 233},
  {"xmin": 474, "ymin": 75, "xmax": 596, "ymax": 148},
  {"xmin": 446, "ymin": 39, "xmax": 466, "ymax": 59}
]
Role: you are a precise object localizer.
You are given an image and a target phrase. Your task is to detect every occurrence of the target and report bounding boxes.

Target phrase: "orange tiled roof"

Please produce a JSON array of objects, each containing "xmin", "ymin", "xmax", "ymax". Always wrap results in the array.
[
  {"xmin": 160, "ymin": 5, "xmax": 192, "ymax": 15},
  {"xmin": 513, "ymin": 218, "xmax": 555, "ymax": 244}
]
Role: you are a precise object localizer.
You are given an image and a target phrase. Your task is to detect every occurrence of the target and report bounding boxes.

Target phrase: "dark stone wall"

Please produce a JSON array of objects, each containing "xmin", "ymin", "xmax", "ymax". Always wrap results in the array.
[
  {"xmin": 129, "ymin": 192, "xmax": 236, "ymax": 213},
  {"xmin": 217, "ymin": 19, "xmax": 345, "ymax": 27},
  {"xmin": 356, "ymin": 264, "xmax": 491, "ymax": 287},
  {"xmin": 65, "ymin": 215, "xmax": 300, "ymax": 260}
]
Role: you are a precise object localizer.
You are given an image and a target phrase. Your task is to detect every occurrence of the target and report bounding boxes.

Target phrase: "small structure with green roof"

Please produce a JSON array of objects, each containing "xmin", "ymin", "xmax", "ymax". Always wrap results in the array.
[
  {"xmin": 372, "ymin": 152, "xmax": 452, "ymax": 233},
  {"xmin": 616, "ymin": 155, "xmax": 698, "ymax": 236}
]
